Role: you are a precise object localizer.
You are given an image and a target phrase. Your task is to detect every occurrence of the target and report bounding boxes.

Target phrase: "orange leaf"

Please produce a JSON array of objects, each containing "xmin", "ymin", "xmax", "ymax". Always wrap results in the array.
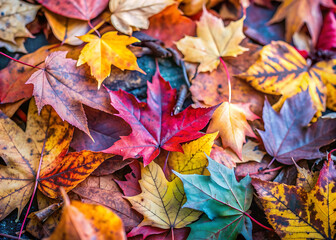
[
  {"xmin": 207, "ymin": 102, "xmax": 259, "ymax": 158},
  {"xmin": 77, "ymin": 31, "xmax": 145, "ymax": 88}
]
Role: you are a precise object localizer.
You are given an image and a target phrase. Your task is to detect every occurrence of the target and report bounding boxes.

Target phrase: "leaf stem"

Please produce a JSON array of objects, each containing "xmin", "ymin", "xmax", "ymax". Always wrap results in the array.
[
  {"xmin": 171, "ymin": 227, "xmax": 174, "ymax": 240},
  {"xmin": 18, "ymin": 121, "xmax": 48, "ymax": 239},
  {"xmin": 0, "ymin": 52, "xmax": 42, "ymax": 70},
  {"xmin": 244, "ymin": 212, "xmax": 273, "ymax": 231},
  {"xmin": 328, "ymin": 149, "xmax": 336, "ymax": 161},
  {"xmin": 219, "ymin": 57, "xmax": 231, "ymax": 103},
  {"xmin": 0, "ymin": 233, "xmax": 23, "ymax": 240},
  {"xmin": 87, "ymin": 20, "xmax": 101, "ymax": 38}
]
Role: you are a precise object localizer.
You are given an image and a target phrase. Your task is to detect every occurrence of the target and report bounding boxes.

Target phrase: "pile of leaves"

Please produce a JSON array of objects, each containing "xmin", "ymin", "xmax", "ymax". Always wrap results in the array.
[{"xmin": 1, "ymin": 0, "xmax": 336, "ymax": 239}]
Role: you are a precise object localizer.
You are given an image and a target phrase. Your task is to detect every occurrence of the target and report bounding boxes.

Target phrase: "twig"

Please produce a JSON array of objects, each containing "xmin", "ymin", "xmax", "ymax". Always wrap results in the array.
[
  {"xmin": 219, "ymin": 57, "xmax": 231, "ymax": 103},
  {"xmin": 87, "ymin": 20, "xmax": 101, "ymax": 38},
  {"xmin": 0, "ymin": 52, "xmax": 42, "ymax": 70}
]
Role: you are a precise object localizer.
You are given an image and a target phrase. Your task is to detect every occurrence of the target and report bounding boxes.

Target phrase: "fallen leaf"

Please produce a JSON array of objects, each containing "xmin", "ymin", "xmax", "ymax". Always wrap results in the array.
[
  {"xmin": 77, "ymin": 31, "xmax": 145, "ymax": 88},
  {"xmin": 0, "ymin": 45, "xmax": 73, "ymax": 104},
  {"xmin": 0, "ymin": 98, "xmax": 27, "ymax": 118},
  {"xmin": 115, "ymin": 161, "xmax": 142, "ymax": 197},
  {"xmin": 207, "ymin": 102, "xmax": 259, "ymax": 158},
  {"xmin": 268, "ymin": 0, "xmax": 336, "ymax": 45},
  {"xmin": 259, "ymin": 90, "xmax": 336, "ymax": 164},
  {"xmin": 239, "ymin": 41, "xmax": 336, "ymax": 113},
  {"xmin": 144, "ymin": 4, "xmax": 196, "ymax": 48},
  {"xmin": 73, "ymin": 175, "xmax": 142, "ymax": 232},
  {"xmin": 0, "ymin": 0, "xmax": 40, "ymax": 43},
  {"xmin": 179, "ymin": 0, "xmax": 221, "ymax": 16},
  {"xmin": 127, "ymin": 225, "xmax": 190, "ymax": 240},
  {"xmin": 0, "ymin": 99, "xmax": 110, "ymax": 220},
  {"xmin": 47, "ymin": 190, "xmax": 126, "ymax": 240},
  {"xmin": 189, "ymin": 41, "xmax": 265, "ymax": 116},
  {"xmin": 37, "ymin": 0, "xmax": 109, "ymax": 21},
  {"xmin": 103, "ymin": 71, "xmax": 216, "ymax": 165},
  {"xmin": 175, "ymin": 156, "xmax": 253, "ymax": 240},
  {"xmin": 295, "ymin": 164, "xmax": 319, "ymax": 192},
  {"xmin": 26, "ymin": 51, "xmax": 113, "ymax": 137},
  {"xmin": 210, "ymin": 140, "xmax": 266, "ymax": 168},
  {"xmin": 0, "ymin": 37, "xmax": 27, "ymax": 53},
  {"xmin": 127, "ymin": 161, "xmax": 201, "ymax": 229},
  {"xmin": 168, "ymin": 132, "xmax": 217, "ymax": 179},
  {"xmin": 317, "ymin": 11, "xmax": 336, "ymax": 51},
  {"xmin": 44, "ymin": 10, "xmax": 108, "ymax": 46},
  {"xmin": 109, "ymin": 0, "xmax": 174, "ymax": 35},
  {"xmin": 176, "ymin": 8, "xmax": 248, "ymax": 72},
  {"xmin": 70, "ymin": 106, "xmax": 131, "ymax": 152},
  {"xmin": 252, "ymin": 159, "xmax": 336, "ymax": 239}
]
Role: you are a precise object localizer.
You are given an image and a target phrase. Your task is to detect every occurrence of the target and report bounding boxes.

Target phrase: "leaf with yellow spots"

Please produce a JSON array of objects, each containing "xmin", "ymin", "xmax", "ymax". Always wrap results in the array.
[
  {"xmin": 207, "ymin": 102, "xmax": 259, "ymax": 159},
  {"xmin": 252, "ymin": 159, "xmax": 336, "ymax": 239},
  {"xmin": 47, "ymin": 189, "xmax": 126, "ymax": 240},
  {"xmin": 0, "ymin": 99, "xmax": 111, "ymax": 220},
  {"xmin": 295, "ymin": 164, "xmax": 319, "ymax": 192},
  {"xmin": 127, "ymin": 161, "xmax": 201, "ymax": 230},
  {"xmin": 239, "ymin": 41, "xmax": 336, "ymax": 114},
  {"xmin": 77, "ymin": 31, "xmax": 145, "ymax": 89},
  {"xmin": 176, "ymin": 7, "xmax": 248, "ymax": 73},
  {"xmin": 168, "ymin": 132, "xmax": 218, "ymax": 179}
]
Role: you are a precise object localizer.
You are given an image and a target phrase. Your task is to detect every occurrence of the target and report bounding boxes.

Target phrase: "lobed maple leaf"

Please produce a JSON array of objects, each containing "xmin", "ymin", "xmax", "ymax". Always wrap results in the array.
[
  {"xmin": 47, "ymin": 191, "xmax": 126, "ymax": 240},
  {"xmin": 175, "ymin": 156, "xmax": 253, "ymax": 240},
  {"xmin": 127, "ymin": 161, "xmax": 201, "ymax": 229},
  {"xmin": 176, "ymin": 7, "xmax": 248, "ymax": 72},
  {"xmin": 0, "ymin": 0, "xmax": 40, "ymax": 49},
  {"xmin": 102, "ymin": 71, "xmax": 216, "ymax": 165},
  {"xmin": 0, "ymin": 100, "xmax": 111, "ymax": 220},
  {"xmin": 253, "ymin": 159, "xmax": 336, "ymax": 239},
  {"xmin": 207, "ymin": 102, "xmax": 259, "ymax": 159},
  {"xmin": 317, "ymin": 10, "xmax": 336, "ymax": 51},
  {"xmin": 268, "ymin": 0, "xmax": 336, "ymax": 45},
  {"xmin": 259, "ymin": 90, "xmax": 336, "ymax": 164},
  {"xmin": 77, "ymin": 31, "xmax": 145, "ymax": 88},
  {"xmin": 109, "ymin": 0, "xmax": 174, "ymax": 35},
  {"xmin": 37, "ymin": 0, "xmax": 109, "ymax": 21},
  {"xmin": 26, "ymin": 51, "xmax": 113, "ymax": 138},
  {"xmin": 239, "ymin": 41, "xmax": 336, "ymax": 113}
]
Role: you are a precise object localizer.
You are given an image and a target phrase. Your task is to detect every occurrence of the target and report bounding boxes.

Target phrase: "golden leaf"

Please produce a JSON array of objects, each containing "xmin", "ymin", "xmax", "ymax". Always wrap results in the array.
[
  {"xmin": 77, "ymin": 31, "xmax": 145, "ymax": 88},
  {"xmin": 176, "ymin": 7, "xmax": 248, "ymax": 72}
]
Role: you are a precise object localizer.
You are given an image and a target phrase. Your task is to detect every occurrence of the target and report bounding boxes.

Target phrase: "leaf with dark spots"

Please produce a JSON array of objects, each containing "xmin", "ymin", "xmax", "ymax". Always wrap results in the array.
[
  {"xmin": 103, "ymin": 70, "xmax": 216, "ymax": 165},
  {"xmin": 70, "ymin": 106, "xmax": 131, "ymax": 152},
  {"xmin": 0, "ymin": 99, "xmax": 111, "ymax": 221},
  {"xmin": 252, "ymin": 159, "xmax": 336, "ymax": 239},
  {"xmin": 26, "ymin": 51, "xmax": 113, "ymax": 138},
  {"xmin": 258, "ymin": 90, "xmax": 336, "ymax": 164}
]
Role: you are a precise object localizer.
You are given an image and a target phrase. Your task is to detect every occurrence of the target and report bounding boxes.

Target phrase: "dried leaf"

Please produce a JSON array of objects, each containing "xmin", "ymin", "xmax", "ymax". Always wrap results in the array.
[
  {"xmin": 109, "ymin": 0, "xmax": 174, "ymax": 35},
  {"xmin": 176, "ymin": 8, "xmax": 248, "ymax": 72},
  {"xmin": 252, "ymin": 159, "xmax": 336, "ymax": 239},
  {"xmin": 0, "ymin": 0, "xmax": 40, "ymax": 43},
  {"xmin": 26, "ymin": 51, "xmax": 113, "ymax": 137},
  {"xmin": 77, "ymin": 31, "xmax": 145, "ymax": 88}
]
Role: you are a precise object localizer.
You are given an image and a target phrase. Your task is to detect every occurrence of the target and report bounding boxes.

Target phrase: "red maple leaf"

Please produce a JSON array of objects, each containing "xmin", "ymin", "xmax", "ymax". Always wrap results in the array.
[{"xmin": 103, "ymin": 72, "xmax": 216, "ymax": 165}]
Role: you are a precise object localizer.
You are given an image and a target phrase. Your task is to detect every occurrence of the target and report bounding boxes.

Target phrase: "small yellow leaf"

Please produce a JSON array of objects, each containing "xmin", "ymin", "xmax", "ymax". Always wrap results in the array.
[
  {"xmin": 207, "ymin": 102, "xmax": 259, "ymax": 159},
  {"xmin": 77, "ymin": 31, "xmax": 145, "ymax": 88},
  {"xmin": 127, "ymin": 161, "xmax": 201, "ymax": 229},
  {"xmin": 295, "ymin": 164, "xmax": 319, "ymax": 192},
  {"xmin": 176, "ymin": 8, "xmax": 248, "ymax": 72},
  {"xmin": 168, "ymin": 132, "xmax": 218, "ymax": 179}
]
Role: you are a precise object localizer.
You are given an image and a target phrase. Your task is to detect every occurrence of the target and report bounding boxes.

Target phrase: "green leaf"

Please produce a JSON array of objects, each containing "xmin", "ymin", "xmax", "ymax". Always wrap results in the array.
[{"xmin": 174, "ymin": 155, "xmax": 253, "ymax": 240}]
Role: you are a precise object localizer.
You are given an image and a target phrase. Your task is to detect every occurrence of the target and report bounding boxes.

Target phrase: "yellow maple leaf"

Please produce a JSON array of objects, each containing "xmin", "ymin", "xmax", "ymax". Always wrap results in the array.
[
  {"xmin": 127, "ymin": 161, "xmax": 201, "ymax": 229},
  {"xmin": 253, "ymin": 160, "xmax": 336, "ymax": 239},
  {"xmin": 77, "ymin": 31, "xmax": 145, "ymax": 89},
  {"xmin": 109, "ymin": 0, "xmax": 174, "ymax": 35},
  {"xmin": 207, "ymin": 102, "xmax": 259, "ymax": 159},
  {"xmin": 168, "ymin": 132, "xmax": 218, "ymax": 178},
  {"xmin": 176, "ymin": 7, "xmax": 248, "ymax": 72},
  {"xmin": 239, "ymin": 41, "xmax": 336, "ymax": 114}
]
